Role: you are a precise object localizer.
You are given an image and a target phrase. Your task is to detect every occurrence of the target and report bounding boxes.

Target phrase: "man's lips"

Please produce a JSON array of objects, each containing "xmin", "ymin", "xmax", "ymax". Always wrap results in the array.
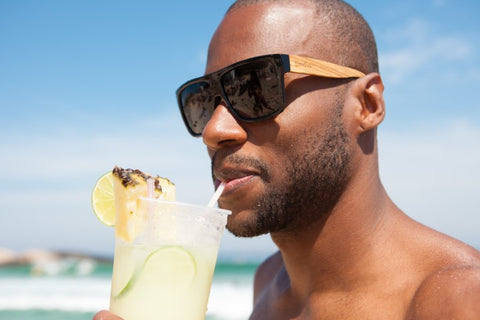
[
  {"xmin": 211, "ymin": 152, "xmax": 269, "ymax": 198},
  {"xmin": 214, "ymin": 168, "xmax": 259, "ymax": 194}
]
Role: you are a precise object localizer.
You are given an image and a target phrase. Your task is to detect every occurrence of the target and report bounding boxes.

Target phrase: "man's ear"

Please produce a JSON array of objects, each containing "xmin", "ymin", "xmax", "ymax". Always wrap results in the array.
[{"xmin": 350, "ymin": 73, "xmax": 386, "ymax": 134}]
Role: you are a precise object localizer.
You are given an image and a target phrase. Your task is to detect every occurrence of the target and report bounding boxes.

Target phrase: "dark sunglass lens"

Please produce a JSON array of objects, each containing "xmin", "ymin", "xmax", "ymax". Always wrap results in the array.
[
  {"xmin": 180, "ymin": 82, "xmax": 214, "ymax": 135},
  {"xmin": 222, "ymin": 60, "xmax": 283, "ymax": 120}
]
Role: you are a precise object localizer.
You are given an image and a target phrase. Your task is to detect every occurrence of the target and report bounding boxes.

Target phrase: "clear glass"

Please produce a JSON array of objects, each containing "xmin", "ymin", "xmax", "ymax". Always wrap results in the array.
[{"xmin": 109, "ymin": 198, "xmax": 230, "ymax": 320}]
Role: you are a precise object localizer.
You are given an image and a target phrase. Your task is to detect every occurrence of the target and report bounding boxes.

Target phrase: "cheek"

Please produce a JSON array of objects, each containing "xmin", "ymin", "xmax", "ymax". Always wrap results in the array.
[
  {"xmin": 258, "ymin": 135, "xmax": 304, "ymax": 186},
  {"xmin": 255, "ymin": 106, "xmax": 319, "ymax": 179},
  {"xmin": 280, "ymin": 89, "xmax": 339, "ymax": 136}
]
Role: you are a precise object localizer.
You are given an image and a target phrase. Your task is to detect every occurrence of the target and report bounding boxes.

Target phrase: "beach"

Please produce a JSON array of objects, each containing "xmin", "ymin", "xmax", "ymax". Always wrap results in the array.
[{"xmin": 0, "ymin": 252, "xmax": 257, "ymax": 320}]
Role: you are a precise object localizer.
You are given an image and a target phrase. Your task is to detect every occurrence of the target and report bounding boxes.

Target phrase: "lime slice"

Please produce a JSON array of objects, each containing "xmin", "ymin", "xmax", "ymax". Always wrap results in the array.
[
  {"xmin": 143, "ymin": 246, "xmax": 197, "ymax": 284},
  {"xmin": 113, "ymin": 246, "xmax": 197, "ymax": 298},
  {"xmin": 111, "ymin": 251, "xmax": 140, "ymax": 297},
  {"xmin": 91, "ymin": 171, "xmax": 115, "ymax": 226}
]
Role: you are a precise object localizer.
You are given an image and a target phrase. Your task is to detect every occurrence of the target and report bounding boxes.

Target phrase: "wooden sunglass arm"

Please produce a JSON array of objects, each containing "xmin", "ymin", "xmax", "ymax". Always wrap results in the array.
[{"xmin": 288, "ymin": 54, "xmax": 366, "ymax": 78}]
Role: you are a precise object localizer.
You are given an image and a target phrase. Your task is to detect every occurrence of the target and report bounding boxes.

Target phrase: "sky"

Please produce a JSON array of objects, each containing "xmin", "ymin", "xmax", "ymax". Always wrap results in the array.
[{"xmin": 0, "ymin": 0, "xmax": 479, "ymax": 262}]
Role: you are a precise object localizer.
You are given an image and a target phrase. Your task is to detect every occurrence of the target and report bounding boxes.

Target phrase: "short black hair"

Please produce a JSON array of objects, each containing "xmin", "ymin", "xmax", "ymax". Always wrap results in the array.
[{"xmin": 227, "ymin": 0, "xmax": 379, "ymax": 74}]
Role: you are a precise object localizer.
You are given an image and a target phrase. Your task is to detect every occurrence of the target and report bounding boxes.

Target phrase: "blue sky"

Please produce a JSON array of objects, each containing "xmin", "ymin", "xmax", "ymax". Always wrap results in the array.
[{"xmin": 1, "ymin": 0, "xmax": 479, "ymax": 261}]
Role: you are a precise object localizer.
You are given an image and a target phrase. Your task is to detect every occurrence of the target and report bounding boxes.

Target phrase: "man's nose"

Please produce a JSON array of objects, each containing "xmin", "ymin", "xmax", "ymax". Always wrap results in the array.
[{"xmin": 202, "ymin": 101, "xmax": 247, "ymax": 151}]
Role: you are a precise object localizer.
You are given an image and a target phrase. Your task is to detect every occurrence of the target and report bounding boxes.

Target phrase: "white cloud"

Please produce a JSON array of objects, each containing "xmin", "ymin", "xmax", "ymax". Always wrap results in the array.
[
  {"xmin": 379, "ymin": 120, "xmax": 480, "ymax": 246},
  {"xmin": 1, "ymin": 112, "xmax": 479, "ymax": 257},
  {"xmin": 0, "ymin": 113, "xmax": 213, "ymax": 201},
  {"xmin": 379, "ymin": 18, "xmax": 473, "ymax": 83}
]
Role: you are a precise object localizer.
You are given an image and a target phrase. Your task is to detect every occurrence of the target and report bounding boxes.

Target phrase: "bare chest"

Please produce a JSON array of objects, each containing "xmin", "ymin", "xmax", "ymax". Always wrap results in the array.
[{"xmin": 250, "ymin": 285, "xmax": 413, "ymax": 320}]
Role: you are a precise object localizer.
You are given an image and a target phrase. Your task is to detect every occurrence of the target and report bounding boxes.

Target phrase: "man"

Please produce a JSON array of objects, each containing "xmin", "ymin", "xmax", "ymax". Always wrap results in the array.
[{"xmin": 95, "ymin": 0, "xmax": 480, "ymax": 319}]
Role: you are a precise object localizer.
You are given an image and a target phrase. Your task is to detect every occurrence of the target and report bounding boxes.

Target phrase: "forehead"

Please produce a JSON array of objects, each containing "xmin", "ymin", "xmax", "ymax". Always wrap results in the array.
[{"xmin": 206, "ymin": 2, "xmax": 330, "ymax": 74}]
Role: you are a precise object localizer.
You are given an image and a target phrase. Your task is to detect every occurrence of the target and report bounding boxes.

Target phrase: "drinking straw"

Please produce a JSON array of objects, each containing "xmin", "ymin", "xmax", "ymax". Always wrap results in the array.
[
  {"xmin": 207, "ymin": 182, "xmax": 226, "ymax": 207},
  {"xmin": 145, "ymin": 178, "xmax": 155, "ymax": 237},
  {"xmin": 147, "ymin": 178, "xmax": 154, "ymax": 198}
]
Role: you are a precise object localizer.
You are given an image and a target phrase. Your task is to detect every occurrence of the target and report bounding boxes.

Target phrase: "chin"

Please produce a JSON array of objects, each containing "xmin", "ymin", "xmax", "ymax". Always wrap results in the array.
[
  {"xmin": 224, "ymin": 208, "xmax": 270, "ymax": 238},
  {"xmin": 223, "ymin": 209, "xmax": 254, "ymax": 236}
]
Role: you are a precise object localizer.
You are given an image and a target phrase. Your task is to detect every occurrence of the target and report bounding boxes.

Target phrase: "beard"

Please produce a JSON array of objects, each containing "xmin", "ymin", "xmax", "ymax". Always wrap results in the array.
[{"xmin": 221, "ymin": 105, "xmax": 353, "ymax": 238}]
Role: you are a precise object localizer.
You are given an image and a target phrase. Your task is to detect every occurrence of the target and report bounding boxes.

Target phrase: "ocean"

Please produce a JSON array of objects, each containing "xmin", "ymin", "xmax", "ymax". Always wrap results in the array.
[{"xmin": 0, "ymin": 257, "xmax": 258, "ymax": 320}]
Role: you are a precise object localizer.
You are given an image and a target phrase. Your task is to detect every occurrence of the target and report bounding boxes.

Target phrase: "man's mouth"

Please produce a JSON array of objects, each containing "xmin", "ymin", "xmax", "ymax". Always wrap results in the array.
[
  {"xmin": 211, "ymin": 152, "xmax": 270, "ymax": 198},
  {"xmin": 214, "ymin": 168, "xmax": 259, "ymax": 195}
]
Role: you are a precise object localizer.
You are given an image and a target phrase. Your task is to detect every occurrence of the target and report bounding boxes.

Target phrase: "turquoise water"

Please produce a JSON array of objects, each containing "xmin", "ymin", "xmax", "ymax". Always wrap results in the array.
[
  {"xmin": 0, "ymin": 310, "xmax": 94, "ymax": 320},
  {"xmin": 0, "ymin": 310, "xmax": 247, "ymax": 320},
  {"xmin": 0, "ymin": 259, "xmax": 258, "ymax": 320}
]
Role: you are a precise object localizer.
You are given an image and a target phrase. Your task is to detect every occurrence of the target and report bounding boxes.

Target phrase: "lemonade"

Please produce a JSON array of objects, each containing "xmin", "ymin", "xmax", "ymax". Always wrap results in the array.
[
  {"xmin": 91, "ymin": 167, "xmax": 229, "ymax": 320},
  {"xmin": 108, "ymin": 198, "xmax": 229, "ymax": 320},
  {"xmin": 110, "ymin": 241, "xmax": 219, "ymax": 320},
  {"xmin": 92, "ymin": 167, "xmax": 230, "ymax": 320}
]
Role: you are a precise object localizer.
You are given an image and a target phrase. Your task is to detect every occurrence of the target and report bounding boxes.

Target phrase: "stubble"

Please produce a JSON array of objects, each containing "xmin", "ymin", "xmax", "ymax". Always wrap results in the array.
[{"xmin": 230, "ymin": 104, "xmax": 353, "ymax": 237}]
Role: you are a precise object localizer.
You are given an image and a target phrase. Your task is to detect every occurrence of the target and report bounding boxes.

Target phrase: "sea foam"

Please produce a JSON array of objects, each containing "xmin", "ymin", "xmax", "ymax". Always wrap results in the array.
[{"xmin": 0, "ymin": 275, "xmax": 253, "ymax": 319}]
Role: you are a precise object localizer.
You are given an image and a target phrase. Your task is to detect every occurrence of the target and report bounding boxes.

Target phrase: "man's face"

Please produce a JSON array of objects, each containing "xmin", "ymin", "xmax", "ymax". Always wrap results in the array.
[{"xmin": 204, "ymin": 3, "xmax": 354, "ymax": 237}]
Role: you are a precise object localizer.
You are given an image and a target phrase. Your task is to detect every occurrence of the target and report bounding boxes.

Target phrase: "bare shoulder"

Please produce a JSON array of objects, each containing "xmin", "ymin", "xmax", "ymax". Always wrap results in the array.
[
  {"xmin": 402, "ymin": 222, "xmax": 480, "ymax": 319},
  {"xmin": 407, "ymin": 263, "xmax": 480, "ymax": 319},
  {"xmin": 253, "ymin": 251, "xmax": 283, "ymax": 303}
]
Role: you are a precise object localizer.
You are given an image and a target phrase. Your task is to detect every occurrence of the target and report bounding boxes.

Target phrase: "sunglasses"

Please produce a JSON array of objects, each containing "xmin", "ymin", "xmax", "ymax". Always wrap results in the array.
[{"xmin": 176, "ymin": 54, "xmax": 365, "ymax": 137}]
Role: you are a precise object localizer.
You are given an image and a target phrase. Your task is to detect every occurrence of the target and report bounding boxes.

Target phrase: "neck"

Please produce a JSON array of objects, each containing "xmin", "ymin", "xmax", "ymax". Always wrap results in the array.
[{"xmin": 270, "ymin": 172, "xmax": 399, "ymax": 300}]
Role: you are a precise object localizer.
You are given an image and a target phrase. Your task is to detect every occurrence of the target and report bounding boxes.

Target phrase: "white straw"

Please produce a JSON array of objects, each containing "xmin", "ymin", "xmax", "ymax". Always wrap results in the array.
[
  {"xmin": 207, "ymin": 182, "xmax": 226, "ymax": 207},
  {"xmin": 145, "ymin": 178, "xmax": 155, "ymax": 235},
  {"xmin": 147, "ymin": 178, "xmax": 155, "ymax": 198}
]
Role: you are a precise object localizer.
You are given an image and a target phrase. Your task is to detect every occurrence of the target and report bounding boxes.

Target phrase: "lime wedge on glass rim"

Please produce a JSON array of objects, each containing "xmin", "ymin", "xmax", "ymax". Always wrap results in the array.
[
  {"xmin": 112, "ymin": 246, "xmax": 197, "ymax": 298},
  {"xmin": 91, "ymin": 171, "xmax": 115, "ymax": 226}
]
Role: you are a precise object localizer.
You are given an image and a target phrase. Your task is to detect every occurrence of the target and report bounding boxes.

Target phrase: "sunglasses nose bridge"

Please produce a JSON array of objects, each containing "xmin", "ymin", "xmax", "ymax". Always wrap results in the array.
[
  {"xmin": 209, "ymin": 77, "xmax": 232, "ymax": 113},
  {"xmin": 211, "ymin": 75, "xmax": 225, "ymax": 100},
  {"xmin": 212, "ymin": 95, "xmax": 223, "ymax": 110}
]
